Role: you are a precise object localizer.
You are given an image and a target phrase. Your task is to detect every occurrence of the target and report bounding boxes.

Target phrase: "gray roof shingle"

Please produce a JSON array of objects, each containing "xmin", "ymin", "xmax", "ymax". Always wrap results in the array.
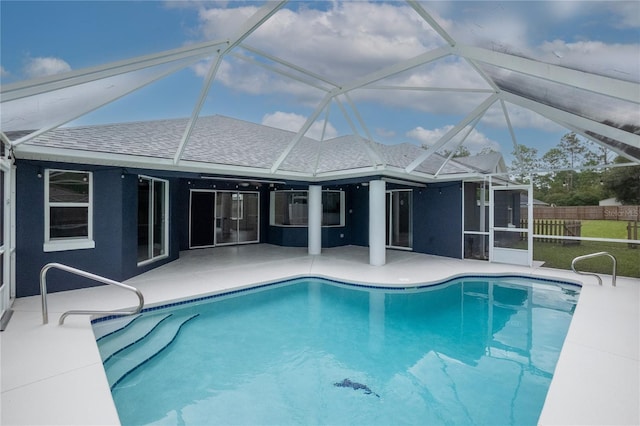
[{"xmin": 19, "ymin": 115, "xmax": 481, "ymax": 177}]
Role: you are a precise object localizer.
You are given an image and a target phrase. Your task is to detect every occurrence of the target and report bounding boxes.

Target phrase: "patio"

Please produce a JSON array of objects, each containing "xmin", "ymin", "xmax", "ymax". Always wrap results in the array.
[{"xmin": 1, "ymin": 244, "xmax": 638, "ymax": 425}]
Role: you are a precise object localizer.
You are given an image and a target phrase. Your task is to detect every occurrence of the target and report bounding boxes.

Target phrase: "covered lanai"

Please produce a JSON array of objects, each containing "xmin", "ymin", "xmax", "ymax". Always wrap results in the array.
[{"xmin": 0, "ymin": 1, "xmax": 639, "ymax": 425}]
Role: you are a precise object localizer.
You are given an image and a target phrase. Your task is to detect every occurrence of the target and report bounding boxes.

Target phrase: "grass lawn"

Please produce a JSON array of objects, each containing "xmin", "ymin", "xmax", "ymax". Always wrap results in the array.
[
  {"xmin": 580, "ymin": 220, "xmax": 632, "ymax": 239},
  {"xmin": 533, "ymin": 241, "xmax": 639, "ymax": 278},
  {"xmin": 528, "ymin": 220, "xmax": 640, "ymax": 278}
]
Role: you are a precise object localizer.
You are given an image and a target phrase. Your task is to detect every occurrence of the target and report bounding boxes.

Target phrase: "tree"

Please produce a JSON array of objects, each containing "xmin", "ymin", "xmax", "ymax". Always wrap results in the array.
[
  {"xmin": 558, "ymin": 132, "xmax": 588, "ymax": 168},
  {"xmin": 510, "ymin": 144, "xmax": 539, "ymax": 183},
  {"xmin": 602, "ymin": 157, "xmax": 640, "ymax": 204}
]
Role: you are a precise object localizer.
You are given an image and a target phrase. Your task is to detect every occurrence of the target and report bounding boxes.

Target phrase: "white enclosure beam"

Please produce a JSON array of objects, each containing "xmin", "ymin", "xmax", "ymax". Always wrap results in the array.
[
  {"xmin": 271, "ymin": 92, "xmax": 334, "ymax": 173},
  {"xmin": 434, "ymin": 116, "xmax": 481, "ymax": 177},
  {"xmin": 334, "ymin": 96, "xmax": 383, "ymax": 167},
  {"xmin": 311, "ymin": 103, "xmax": 332, "ymax": 176},
  {"xmin": 226, "ymin": 2, "xmax": 287, "ymax": 52},
  {"xmin": 500, "ymin": 91, "xmax": 640, "ymax": 149},
  {"xmin": 174, "ymin": 1, "xmax": 287, "ymax": 164},
  {"xmin": 0, "ymin": 132, "xmax": 10, "ymax": 146},
  {"xmin": 455, "ymin": 44, "xmax": 639, "ymax": 103},
  {"xmin": 240, "ymin": 44, "xmax": 340, "ymax": 88},
  {"xmin": 337, "ymin": 46, "xmax": 452, "ymax": 95},
  {"xmin": 368, "ymin": 86, "xmax": 493, "ymax": 93},
  {"xmin": 11, "ymin": 58, "xmax": 200, "ymax": 147},
  {"xmin": 406, "ymin": 0, "xmax": 457, "ymax": 46},
  {"xmin": 308, "ymin": 185, "xmax": 322, "ymax": 255},
  {"xmin": 229, "ymin": 52, "xmax": 330, "ymax": 92},
  {"xmin": 405, "ymin": 94, "xmax": 499, "ymax": 173},
  {"xmin": 1, "ymin": 39, "xmax": 227, "ymax": 102},
  {"xmin": 500, "ymin": 100, "xmax": 520, "ymax": 159},
  {"xmin": 344, "ymin": 93, "xmax": 375, "ymax": 143},
  {"xmin": 560, "ymin": 122, "xmax": 639, "ymax": 163},
  {"xmin": 173, "ymin": 55, "xmax": 224, "ymax": 164}
]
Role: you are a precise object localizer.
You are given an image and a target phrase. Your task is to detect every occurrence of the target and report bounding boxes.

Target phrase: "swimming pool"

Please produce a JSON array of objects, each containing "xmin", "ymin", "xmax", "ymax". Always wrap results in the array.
[{"xmin": 93, "ymin": 276, "xmax": 580, "ymax": 425}]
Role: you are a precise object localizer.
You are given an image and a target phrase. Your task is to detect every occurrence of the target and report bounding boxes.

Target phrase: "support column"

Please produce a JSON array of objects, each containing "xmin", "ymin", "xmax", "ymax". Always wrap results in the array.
[
  {"xmin": 369, "ymin": 180, "xmax": 386, "ymax": 266},
  {"xmin": 308, "ymin": 185, "xmax": 322, "ymax": 255}
]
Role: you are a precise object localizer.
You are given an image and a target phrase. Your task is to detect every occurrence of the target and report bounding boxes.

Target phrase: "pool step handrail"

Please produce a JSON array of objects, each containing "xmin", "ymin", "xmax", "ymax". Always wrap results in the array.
[
  {"xmin": 40, "ymin": 262, "xmax": 144, "ymax": 325},
  {"xmin": 571, "ymin": 252, "xmax": 617, "ymax": 287}
]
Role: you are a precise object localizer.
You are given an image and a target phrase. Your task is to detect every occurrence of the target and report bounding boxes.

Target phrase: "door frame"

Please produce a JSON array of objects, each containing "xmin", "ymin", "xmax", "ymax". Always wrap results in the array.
[
  {"xmin": 489, "ymin": 182, "xmax": 533, "ymax": 266},
  {"xmin": 188, "ymin": 189, "xmax": 260, "ymax": 249},
  {"xmin": 0, "ymin": 157, "xmax": 16, "ymax": 327},
  {"xmin": 385, "ymin": 189, "xmax": 413, "ymax": 250}
]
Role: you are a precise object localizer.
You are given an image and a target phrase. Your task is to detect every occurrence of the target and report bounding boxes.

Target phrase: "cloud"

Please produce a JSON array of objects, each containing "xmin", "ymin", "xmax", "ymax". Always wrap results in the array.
[
  {"xmin": 194, "ymin": 2, "xmax": 442, "ymax": 82},
  {"xmin": 406, "ymin": 125, "xmax": 500, "ymax": 154},
  {"xmin": 0, "ymin": 66, "xmax": 9, "ymax": 78},
  {"xmin": 24, "ymin": 57, "xmax": 71, "ymax": 78},
  {"xmin": 193, "ymin": 56, "xmax": 326, "ymax": 106},
  {"xmin": 375, "ymin": 128, "xmax": 396, "ymax": 139},
  {"xmin": 184, "ymin": 1, "xmax": 637, "ymax": 138},
  {"xmin": 538, "ymin": 40, "xmax": 639, "ymax": 81},
  {"xmin": 481, "ymin": 102, "xmax": 565, "ymax": 133},
  {"xmin": 608, "ymin": 1, "xmax": 640, "ymax": 28},
  {"xmin": 261, "ymin": 111, "xmax": 337, "ymax": 141}
]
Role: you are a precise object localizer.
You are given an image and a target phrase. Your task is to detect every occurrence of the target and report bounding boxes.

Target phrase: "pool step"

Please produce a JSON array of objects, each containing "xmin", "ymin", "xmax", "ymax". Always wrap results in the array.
[
  {"xmin": 104, "ymin": 312, "xmax": 200, "ymax": 390},
  {"xmin": 97, "ymin": 313, "xmax": 173, "ymax": 363},
  {"xmin": 92, "ymin": 314, "xmax": 140, "ymax": 341}
]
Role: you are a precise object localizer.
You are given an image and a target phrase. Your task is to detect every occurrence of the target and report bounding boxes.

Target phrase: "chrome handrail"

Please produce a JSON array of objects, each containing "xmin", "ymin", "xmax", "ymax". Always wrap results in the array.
[
  {"xmin": 571, "ymin": 252, "xmax": 617, "ymax": 287},
  {"xmin": 40, "ymin": 262, "xmax": 144, "ymax": 325}
]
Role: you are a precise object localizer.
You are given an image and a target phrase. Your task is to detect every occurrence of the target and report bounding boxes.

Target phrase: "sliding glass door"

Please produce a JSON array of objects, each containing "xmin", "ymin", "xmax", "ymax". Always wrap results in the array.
[
  {"xmin": 138, "ymin": 176, "xmax": 168, "ymax": 265},
  {"xmin": 386, "ymin": 189, "xmax": 412, "ymax": 249},
  {"xmin": 190, "ymin": 190, "xmax": 259, "ymax": 248}
]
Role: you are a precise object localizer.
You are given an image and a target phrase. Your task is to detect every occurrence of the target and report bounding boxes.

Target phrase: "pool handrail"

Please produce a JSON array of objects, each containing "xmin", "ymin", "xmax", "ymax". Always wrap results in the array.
[
  {"xmin": 40, "ymin": 262, "xmax": 144, "ymax": 325},
  {"xmin": 571, "ymin": 252, "xmax": 617, "ymax": 287}
]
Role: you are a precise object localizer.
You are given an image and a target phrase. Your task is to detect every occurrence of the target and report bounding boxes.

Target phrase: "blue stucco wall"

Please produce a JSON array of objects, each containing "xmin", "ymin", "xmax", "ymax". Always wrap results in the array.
[
  {"xmin": 15, "ymin": 161, "xmax": 179, "ymax": 297},
  {"xmin": 412, "ymin": 183, "xmax": 463, "ymax": 258},
  {"xmin": 15, "ymin": 160, "xmax": 464, "ymax": 298},
  {"xmin": 348, "ymin": 184, "xmax": 370, "ymax": 247}
]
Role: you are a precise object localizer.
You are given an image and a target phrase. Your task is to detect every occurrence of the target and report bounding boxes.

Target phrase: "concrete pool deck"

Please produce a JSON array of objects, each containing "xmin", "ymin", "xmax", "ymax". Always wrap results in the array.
[{"xmin": 1, "ymin": 244, "xmax": 638, "ymax": 425}]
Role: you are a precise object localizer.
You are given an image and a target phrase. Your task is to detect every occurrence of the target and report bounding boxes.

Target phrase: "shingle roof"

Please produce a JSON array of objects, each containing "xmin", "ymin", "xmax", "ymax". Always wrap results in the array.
[
  {"xmin": 19, "ymin": 114, "xmax": 481, "ymax": 178},
  {"xmin": 454, "ymin": 152, "xmax": 506, "ymax": 174}
]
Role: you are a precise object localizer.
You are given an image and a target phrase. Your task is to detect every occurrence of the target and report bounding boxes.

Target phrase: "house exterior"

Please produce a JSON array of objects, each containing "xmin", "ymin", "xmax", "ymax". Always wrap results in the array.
[{"xmin": 9, "ymin": 115, "xmax": 508, "ymax": 297}]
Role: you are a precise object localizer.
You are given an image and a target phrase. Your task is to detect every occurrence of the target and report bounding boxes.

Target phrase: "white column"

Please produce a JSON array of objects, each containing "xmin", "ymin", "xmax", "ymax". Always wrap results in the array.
[
  {"xmin": 308, "ymin": 185, "xmax": 322, "ymax": 255},
  {"xmin": 369, "ymin": 180, "xmax": 386, "ymax": 266}
]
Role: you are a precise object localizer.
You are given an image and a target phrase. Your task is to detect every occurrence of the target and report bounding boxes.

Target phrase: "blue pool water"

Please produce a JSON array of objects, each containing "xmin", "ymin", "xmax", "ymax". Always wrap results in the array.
[{"xmin": 96, "ymin": 276, "xmax": 580, "ymax": 425}]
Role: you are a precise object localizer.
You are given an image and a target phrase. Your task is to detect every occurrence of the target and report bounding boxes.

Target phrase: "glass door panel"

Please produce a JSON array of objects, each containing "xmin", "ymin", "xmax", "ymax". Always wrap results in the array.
[
  {"xmin": 153, "ymin": 180, "xmax": 166, "ymax": 258},
  {"xmin": 216, "ymin": 192, "xmax": 237, "ymax": 245},
  {"xmin": 189, "ymin": 191, "xmax": 215, "ymax": 248},
  {"xmin": 237, "ymin": 193, "xmax": 259, "ymax": 243},
  {"xmin": 387, "ymin": 190, "xmax": 412, "ymax": 249},
  {"xmin": 137, "ymin": 179, "xmax": 150, "ymax": 262}
]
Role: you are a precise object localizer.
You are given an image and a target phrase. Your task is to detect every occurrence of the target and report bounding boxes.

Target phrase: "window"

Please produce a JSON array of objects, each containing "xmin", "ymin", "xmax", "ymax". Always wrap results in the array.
[
  {"xmin": 44, "ymin": 169, "xmax": 94, "ymax": 252},
  {"xmin": 270, "ymin": 190, "xmax": 345, "ymax": 227},
  {"xmin": 138, "ymin": 176, "xmax": 168, "ymax": 265}
]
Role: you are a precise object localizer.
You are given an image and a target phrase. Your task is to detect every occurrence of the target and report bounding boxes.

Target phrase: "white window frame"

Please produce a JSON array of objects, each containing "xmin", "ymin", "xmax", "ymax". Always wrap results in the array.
[
  {"xmin": 137, "ymin": 175, "xmax": 169, "ymax": 266},
  {"xmin": 43, "ymin": 169, "xmax": 95, "ymax": 252},
  {"xmin": 269, "ymin": 190, "xmax": 345, "ymax": 227}
]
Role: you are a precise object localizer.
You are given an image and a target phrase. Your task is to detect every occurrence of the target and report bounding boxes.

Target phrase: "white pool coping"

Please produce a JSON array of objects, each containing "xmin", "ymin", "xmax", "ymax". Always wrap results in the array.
[{"xmin": 1, "ymin": 245, "xmax": 638, "ymax": 425}]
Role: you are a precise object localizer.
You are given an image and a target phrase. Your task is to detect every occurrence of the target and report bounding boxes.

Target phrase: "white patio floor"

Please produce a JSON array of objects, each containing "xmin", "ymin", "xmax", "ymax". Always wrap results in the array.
[{"xmin": 1, "ymin": 244, "xmax": 638, "ymax": 425}]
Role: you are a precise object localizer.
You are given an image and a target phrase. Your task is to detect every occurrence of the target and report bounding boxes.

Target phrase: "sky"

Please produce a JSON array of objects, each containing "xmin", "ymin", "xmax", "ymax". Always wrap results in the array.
[{"xmin": 1, "ymin": 1, "xmax": 639, "ymax": 165}]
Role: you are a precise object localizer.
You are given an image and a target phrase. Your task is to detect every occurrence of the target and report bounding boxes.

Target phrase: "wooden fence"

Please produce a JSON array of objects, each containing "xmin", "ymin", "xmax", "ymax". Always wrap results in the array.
[
  {"xmin": 521, "ymin": 205, "xmax": 639, "ymax": 221},
  {"xmin": 520, "ymin": 219, "xmax": 582, "ymax": 245},
  {"xmin": 518, "ymin": 219, "xmax": 639, "ymax": 248}
]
